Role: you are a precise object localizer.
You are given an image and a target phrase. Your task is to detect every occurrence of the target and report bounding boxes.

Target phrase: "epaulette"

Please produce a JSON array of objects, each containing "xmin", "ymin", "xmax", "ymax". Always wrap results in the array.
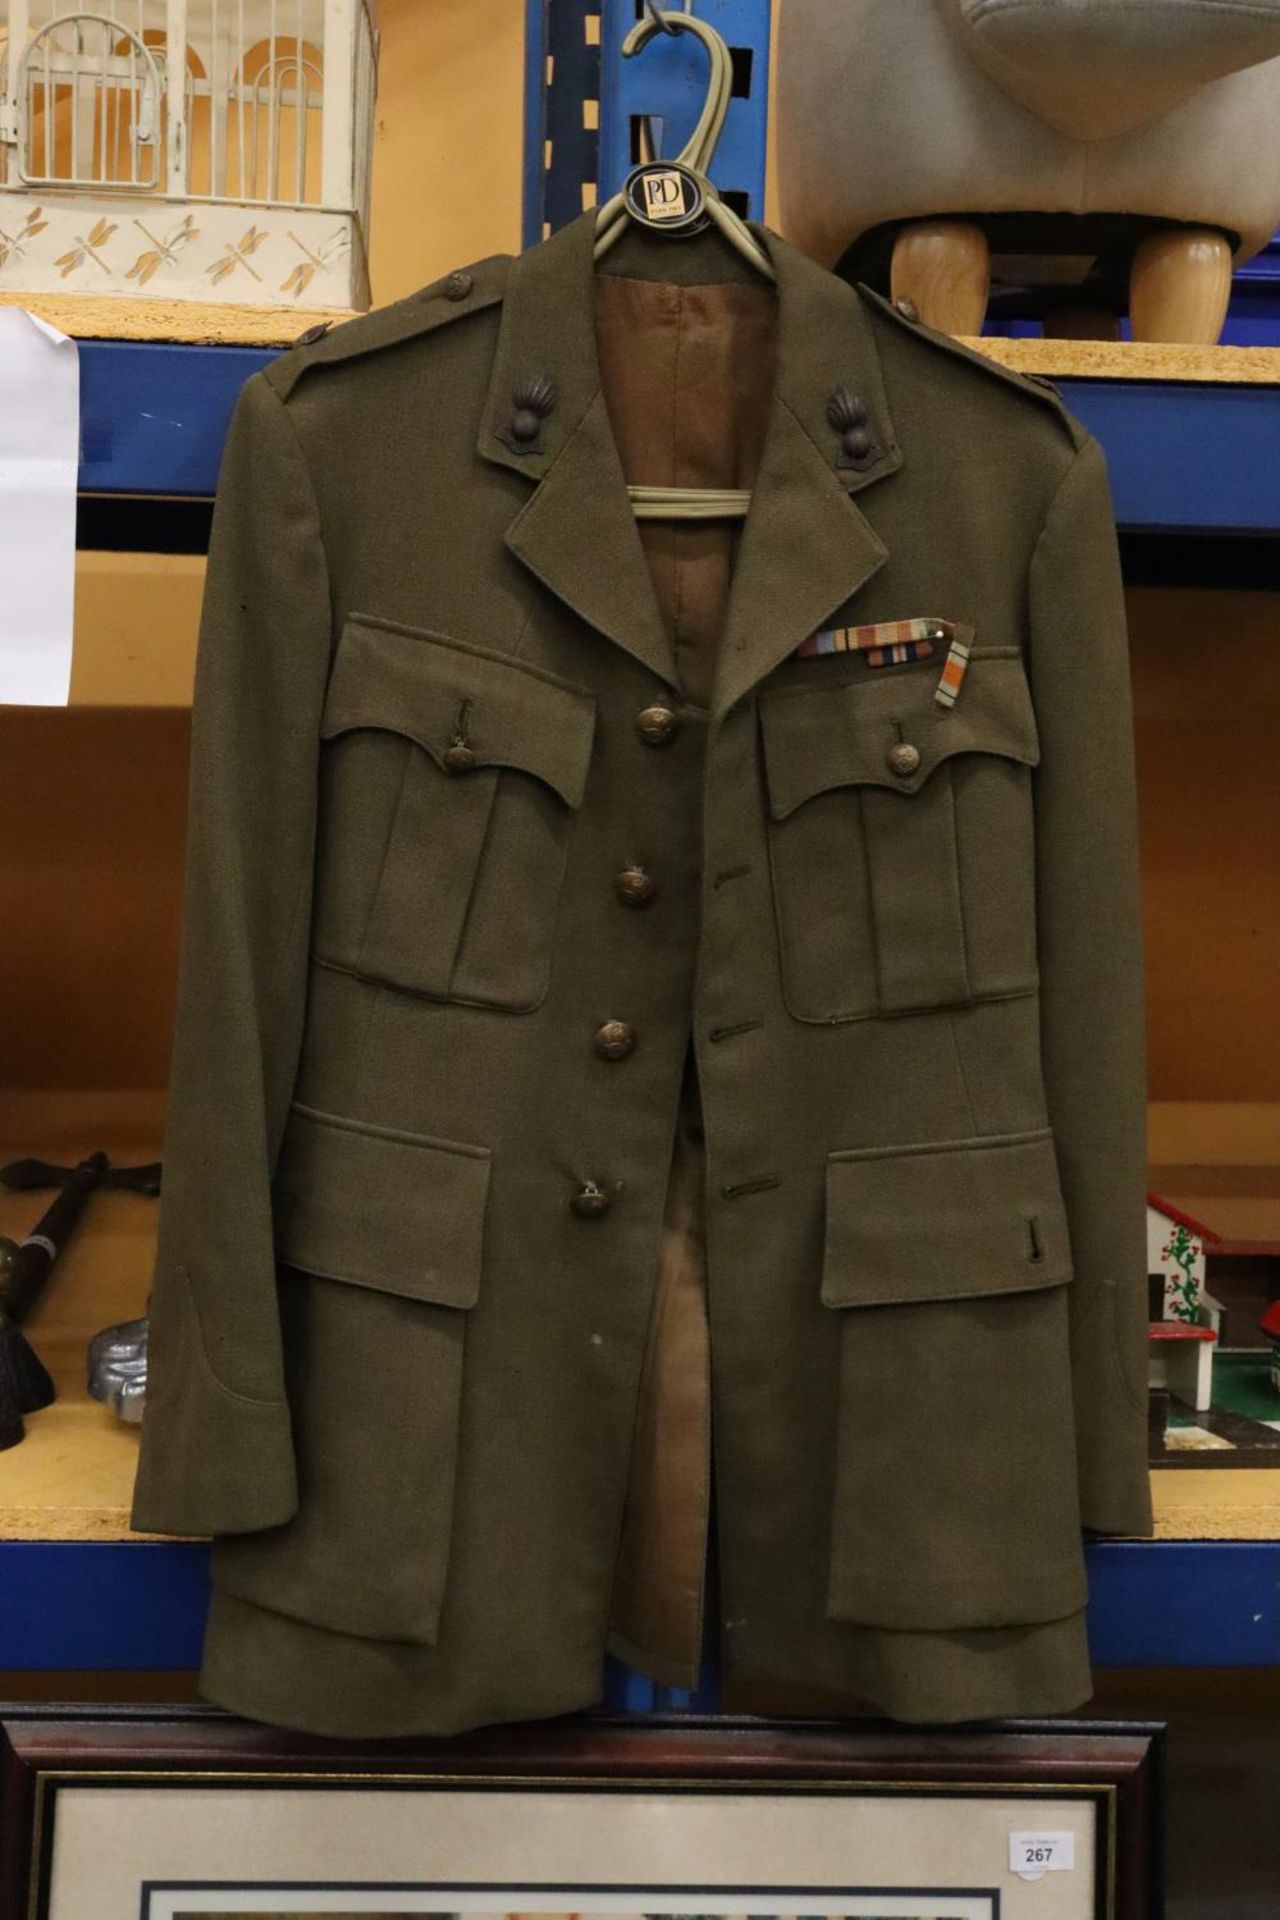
[
  {"xmin": 856, "ymin": 282, "xmax": 1086, "ymax": 449},
  {"xmin": 265, "ymin": 253, "xmax": 513, "ymax": 401}
]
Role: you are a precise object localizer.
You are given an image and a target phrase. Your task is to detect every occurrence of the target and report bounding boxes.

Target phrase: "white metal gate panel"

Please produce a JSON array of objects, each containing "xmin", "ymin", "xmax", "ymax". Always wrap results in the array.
[{"xmin": 18, "ymin": 10, "xmax": 162, "ymax": 188}]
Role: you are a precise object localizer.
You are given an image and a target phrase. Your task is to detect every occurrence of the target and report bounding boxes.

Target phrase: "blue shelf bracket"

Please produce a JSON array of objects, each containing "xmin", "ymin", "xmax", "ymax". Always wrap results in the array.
[{"xmin": 524, "ymin": 0, "xmax": 770, "ymax": 248}]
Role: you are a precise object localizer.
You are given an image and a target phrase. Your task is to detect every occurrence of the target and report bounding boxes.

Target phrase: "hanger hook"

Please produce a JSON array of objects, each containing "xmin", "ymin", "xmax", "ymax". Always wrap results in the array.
[
  {"xmin": 623, "ymin": 5, "xmax": 732, "ymax": 175},
  {"xmin": 598, "ymin": 0, "xmax": 773, "ymax": 284},
  {"xmin": 645, "ymin": 1, "xmax": 681, "ymax": 35}
]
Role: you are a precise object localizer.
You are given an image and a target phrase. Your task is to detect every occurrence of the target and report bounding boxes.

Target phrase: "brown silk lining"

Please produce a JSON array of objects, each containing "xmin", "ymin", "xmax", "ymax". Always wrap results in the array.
[
  {"xmin": 608, "ymin": 1058, "xmax": 712, "ymax": 1677},
  {"xmin": 594, "ymin": 272, "xmax": 778, "ymax": 707},
  {"xmin": 596, "ymin": 269, "xmax": 779, "ymax": 1679}
]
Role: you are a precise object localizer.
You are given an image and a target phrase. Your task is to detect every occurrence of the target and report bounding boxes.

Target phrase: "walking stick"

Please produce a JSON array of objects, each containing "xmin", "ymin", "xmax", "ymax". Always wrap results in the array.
[{"xmin": 0, "ymin": 1152, "xmax": 161, "ymax": 1450}]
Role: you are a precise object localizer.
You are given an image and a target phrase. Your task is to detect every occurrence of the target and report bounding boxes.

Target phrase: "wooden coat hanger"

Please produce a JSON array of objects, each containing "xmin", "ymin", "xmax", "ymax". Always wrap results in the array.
[{"xmin": 593, "ymin": 2, "xmax": 774, "ymax": 523}]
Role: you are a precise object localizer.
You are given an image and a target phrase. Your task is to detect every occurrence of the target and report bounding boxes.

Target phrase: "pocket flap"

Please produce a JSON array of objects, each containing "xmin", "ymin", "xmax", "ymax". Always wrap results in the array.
[
  {"xmin": 272, "ymin": 1101, "xmax": 490, "ymax": 1308},
  {"xmin": 322, "ymin": 614, "xmax": 597, "ymax": 809},
  {"xmin": 822, "ymin": 1127, "xmax": 1072, "ymax": 1309},
  {"xmin": 761, "ymin": 649, "xmax": 1039, "ymax": 820}
]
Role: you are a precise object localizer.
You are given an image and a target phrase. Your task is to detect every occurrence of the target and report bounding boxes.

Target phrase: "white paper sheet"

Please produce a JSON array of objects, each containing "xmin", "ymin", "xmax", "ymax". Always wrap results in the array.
[{"xmin": 0, "ymin": 307, "xmax": 80, "ymax": 705}]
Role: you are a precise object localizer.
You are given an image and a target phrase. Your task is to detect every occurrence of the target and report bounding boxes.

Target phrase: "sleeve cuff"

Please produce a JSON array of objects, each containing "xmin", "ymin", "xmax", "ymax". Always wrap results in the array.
[{"xmin": 131, "ymin": 1385, "xmax": 298, "ymax": 1539}]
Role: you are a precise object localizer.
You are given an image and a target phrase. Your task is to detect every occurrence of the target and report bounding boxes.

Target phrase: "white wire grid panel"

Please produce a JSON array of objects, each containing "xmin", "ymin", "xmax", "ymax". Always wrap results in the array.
[{"xmin": 0, "ymin": 0, "xmax": 377, "ymax": 215}]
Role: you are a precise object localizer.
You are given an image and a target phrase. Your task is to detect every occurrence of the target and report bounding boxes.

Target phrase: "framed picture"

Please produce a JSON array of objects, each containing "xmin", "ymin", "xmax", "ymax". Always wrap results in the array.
[{"xmin": 0, "ymin": 1710, "xmax": 1163, "ymax": 1920}]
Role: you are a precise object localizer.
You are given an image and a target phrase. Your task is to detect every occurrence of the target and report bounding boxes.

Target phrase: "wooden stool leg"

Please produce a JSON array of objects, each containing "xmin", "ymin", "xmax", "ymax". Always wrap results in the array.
[
  {"xmin": 1130, "ymin": 228, "xmax": 1233, "ymax": 345},
  {"xmin": 890, "ymin": 220, "xmax": 989, "ymax": 336}
]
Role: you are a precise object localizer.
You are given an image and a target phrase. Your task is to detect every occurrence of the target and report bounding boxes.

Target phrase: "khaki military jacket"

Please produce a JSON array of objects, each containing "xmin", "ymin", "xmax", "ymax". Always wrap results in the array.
[{"xmin": 132, "ymin": 205, "xmax": 1154, "ymax": 1738}]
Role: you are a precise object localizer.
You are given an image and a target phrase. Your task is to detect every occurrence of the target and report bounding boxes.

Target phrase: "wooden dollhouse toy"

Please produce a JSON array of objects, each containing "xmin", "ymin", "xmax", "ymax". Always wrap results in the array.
[
  {"xmin": 0, "ymin": 0, "xmax": 376, "ymax": 308},
  {"xmin": 1148, "ymin": 1191, "xmax": 1225, "ymax": 1412},
  {"xmin": 1262, "ymin": 1299, "xmax": 1280, "ymax": 1394}
]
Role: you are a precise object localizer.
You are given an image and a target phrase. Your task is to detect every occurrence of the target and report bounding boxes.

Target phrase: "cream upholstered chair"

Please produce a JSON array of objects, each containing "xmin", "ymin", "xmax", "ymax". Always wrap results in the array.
[{"xmin": 776, "ymin": 0, "xmax": 1280, "ymax": 342}]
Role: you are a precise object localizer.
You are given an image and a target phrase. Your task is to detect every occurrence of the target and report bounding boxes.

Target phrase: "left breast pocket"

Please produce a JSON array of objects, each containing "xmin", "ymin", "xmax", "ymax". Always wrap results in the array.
[
  {"xmin": 313, "ymin": 615, "xmax": 596, "ymax": 1012},
  {"xmin": 759, "ymin": 649, "xmax": 1041, "ymax": 1022}
]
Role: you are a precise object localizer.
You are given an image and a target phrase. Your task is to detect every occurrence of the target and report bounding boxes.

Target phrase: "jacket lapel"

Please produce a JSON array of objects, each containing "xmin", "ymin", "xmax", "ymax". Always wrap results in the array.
[
  {"xmin": 477, "ymin": 212, "xmax": 680, "ymax": 693},
  {"xmin": 476, "ymin": 209, "xmax": 903, "ymax": 710},
  {"xmin": 502, "ymin": 389, "xmax": 680, "ymax": 692},
  {"xmin": 711, "ymin": 228, "xmax": 901, "ymax": 720},
  {"xmin": 711, "ymin": 396, "xmax": 890, "ymax": 722}
]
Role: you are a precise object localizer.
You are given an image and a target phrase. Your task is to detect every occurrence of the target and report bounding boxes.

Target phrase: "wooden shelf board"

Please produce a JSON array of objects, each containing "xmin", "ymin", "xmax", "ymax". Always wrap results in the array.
[
  {"xmin": 5, "ymin": 1445, "xmax": 1276, "ymax": 1548},
  {"xmin": 0, "ymin": 290, "xmax": 358, "ymax": 347},
  {"xmin": 1150, "ymin": 1468, "xmax": 1280, "ymax": 1539},
  {"xmin": 963, "ymin": 335, "xmax": 1280, "ymax": 386},
  {"xmin": 13, "ymin": 300, "xmax": 1274, "ymax": 371}
]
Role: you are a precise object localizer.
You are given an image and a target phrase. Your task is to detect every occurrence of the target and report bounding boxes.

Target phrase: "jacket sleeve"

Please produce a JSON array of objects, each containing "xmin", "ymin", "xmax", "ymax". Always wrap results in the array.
[
  {"xmin": 131, "ymin": 368, "xmax": 332, "ymax": 1538},
  {"xmin": 1027, "ymin": 431, "xmax": 1155, "ymax": 1539}
]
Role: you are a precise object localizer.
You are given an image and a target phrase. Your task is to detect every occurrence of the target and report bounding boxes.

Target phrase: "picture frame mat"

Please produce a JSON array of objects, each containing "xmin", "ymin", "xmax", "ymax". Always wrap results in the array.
[{"xmin": 40, "ymin": 1783, "xmax": 1099, "ymax": 1920}]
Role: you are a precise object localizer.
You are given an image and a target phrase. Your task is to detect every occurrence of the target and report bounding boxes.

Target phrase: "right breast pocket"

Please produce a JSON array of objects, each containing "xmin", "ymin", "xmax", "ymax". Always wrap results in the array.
[{"xmin": 313, "ymin": 614, "xmax": 596, "ymax": 1011}]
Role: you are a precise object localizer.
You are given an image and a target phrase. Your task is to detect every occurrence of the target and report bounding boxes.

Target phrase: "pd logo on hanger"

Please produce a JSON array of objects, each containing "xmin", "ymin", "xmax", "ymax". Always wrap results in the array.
[
  {"xmin": 641, "ymin": 169, "xmax": 690, "ymax": 220},
  {"xmin": 623, "ymin": 160, "xmax": 708, "ymax": 235}
]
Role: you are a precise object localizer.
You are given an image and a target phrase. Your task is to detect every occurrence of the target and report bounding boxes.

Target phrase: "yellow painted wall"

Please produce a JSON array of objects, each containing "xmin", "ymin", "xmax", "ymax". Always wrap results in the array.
[
  {"xmin": 1128, "ymin": 589, "xmax": 1280, "ymax": 1107},
  {"xmin": 0, "ymin": 706, "xmax": 189, "ymax": 1097},
  {"xmin": 366, "ymin": 0, "xmax": 526, "ymax": 300}
]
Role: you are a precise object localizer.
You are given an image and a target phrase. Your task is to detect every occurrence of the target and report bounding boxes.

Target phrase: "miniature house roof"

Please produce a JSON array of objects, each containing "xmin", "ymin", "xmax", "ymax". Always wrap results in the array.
[{"xmin": 1147, "ymin": 1192, "xmax": 1223, "ymax": 1244}]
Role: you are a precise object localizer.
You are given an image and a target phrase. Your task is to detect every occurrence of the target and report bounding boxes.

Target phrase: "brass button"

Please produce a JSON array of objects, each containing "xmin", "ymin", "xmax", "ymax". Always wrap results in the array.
[
  {"xmin": 842, "ymin": 426, "xmax": 871, "ymax": 460},
  {"xmin": 595, "ymin": 1019, "xmax": 636, "ymax": 1061},
  {"xmin": 616, "ymin": 864, "xmax": 656, "ymax": 907},
  {"xmin": 637, "ymin": 704, "xmax": 680, "ymax": 747},
  {"xmin": 887, "ymin": 741, "xmax": 921, "ymax": 777},
  {"xmin": 442, "ymin": 269, "xmax": 473, "ymax": 301},
  {"xmin": 295, "ymin": 319, "xmax": 331, "ymax": 346},
  {"xmin": 894, "ymin": 294, "xmax": 920, "ymax": 322},
  {"xmin": 443, "ymin": 742, "xmax": 477, "ymax": 774},
  {"xmin": 510, "ymin": 407, "xmax": 541, "ymax": 443},
  {"xmin": 571, "ymin": 1180, "xmax": 612, "ymax": 1220}
]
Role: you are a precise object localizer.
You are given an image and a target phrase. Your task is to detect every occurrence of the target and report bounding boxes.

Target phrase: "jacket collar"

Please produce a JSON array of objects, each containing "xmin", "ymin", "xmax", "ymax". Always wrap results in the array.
[{"xmin": 477, "ymin": 206, "xmax": 899, "ymax": 717}]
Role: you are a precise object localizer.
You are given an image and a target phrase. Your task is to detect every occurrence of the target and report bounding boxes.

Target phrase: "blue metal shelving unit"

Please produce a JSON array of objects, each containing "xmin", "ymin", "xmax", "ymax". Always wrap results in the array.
[
  {"xmin": 1060, "ymin": 380, "xmax": 1280, "ymax": 534},
  {"xmin": 78, "ymin": 341, "xmax": 275, "ymax": 497},
  {"xmin": 74, "ymin": 338, "xmax": 1280, "ymax": 539},
  {"xmin": 68, "ymin": 1, "xmax": 1278, "ymax": 528},
  {"xmin": 8, "ymin": 0, "xmax": 1277, "ymax": 1693}
]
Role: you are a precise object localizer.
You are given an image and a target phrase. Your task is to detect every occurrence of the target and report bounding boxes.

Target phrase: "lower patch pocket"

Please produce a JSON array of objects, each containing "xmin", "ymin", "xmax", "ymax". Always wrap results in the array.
[
  {"xmin": 211, "ymin": 1101, "xmax": 490, "ymax": 1645},
  {"xmin": 822, "ymin": 1127, "xmax": 1087, "ymax": 1631}
]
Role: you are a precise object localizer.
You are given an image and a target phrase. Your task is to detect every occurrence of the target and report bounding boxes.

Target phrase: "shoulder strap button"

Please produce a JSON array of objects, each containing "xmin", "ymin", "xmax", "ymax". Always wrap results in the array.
[
  {"xmin": 442, "ymin": 270, "xmax": 473, "ymax": 302},
  {"xmin": 893, "ymin": 294, "xmax": 920, "ymax": 322},
  {"xmin": 295, "ymin": 319, "xmax": 331, "ymax": 345}
]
